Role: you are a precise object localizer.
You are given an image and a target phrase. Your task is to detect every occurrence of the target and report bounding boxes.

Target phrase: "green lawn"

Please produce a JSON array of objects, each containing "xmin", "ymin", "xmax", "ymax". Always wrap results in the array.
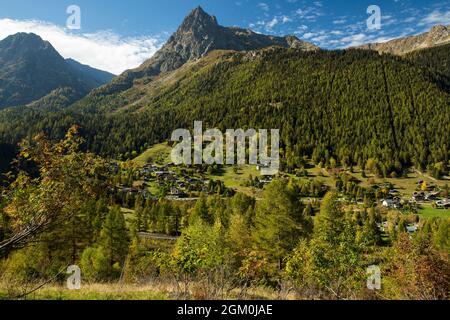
[
  {"xmin": 209, "ymin": 165, "xmax": 264, "ymax": 198},
  {"xmin": 305, "ymin": 165, "xmax": 449, "ymax": 199},
  {"xmin": 418, "ymin": 204, "xmax": 450, "ymax": 219}
]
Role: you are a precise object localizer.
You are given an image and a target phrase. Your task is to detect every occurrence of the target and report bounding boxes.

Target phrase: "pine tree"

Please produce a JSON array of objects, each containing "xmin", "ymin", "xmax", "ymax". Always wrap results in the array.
[
  {"xmin": 253, "ymin": 179, "xmax": 307, "ymax": 271},
  {"xmin": 190, "ymin": 193, "xmax": 213, "ymax": 225},
  {"xmin": 98, "ymin": 207, "xmax": 130, "ymax": 276}
]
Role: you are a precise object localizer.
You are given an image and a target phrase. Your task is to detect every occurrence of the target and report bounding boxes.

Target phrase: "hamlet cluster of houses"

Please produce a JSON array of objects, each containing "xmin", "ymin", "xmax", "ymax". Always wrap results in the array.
[
  {"xmin": 379, "ymin": 180, "xmax": 450, "ymax": 210},
  {"xmin": 109, "ymin": 160, "xmax": 279, "ymax": 202},
  {"xmin": 377, "ymin": 221, "xmax": 420, "ymax": 234},
  {"xmin": 113, "ymin": 182, "xmax": 155, "ymax": 200},
  {"xmin": 137, "ymin": 163, "xmax": 210, "ymax": 200}
]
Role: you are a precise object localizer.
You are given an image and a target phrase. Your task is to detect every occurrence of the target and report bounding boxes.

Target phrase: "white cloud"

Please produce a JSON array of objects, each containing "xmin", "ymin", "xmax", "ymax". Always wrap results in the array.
[
  {"xmin": 302, "ymin": 32, "xmax": 316, "ymax": 39},
  {"xmin": 419, "ymin": 10, "xmax": 450, "ymax": 26},
  {"xmin": 281, "ymin": 16, "xmax": 292, "ymax": 24},
  {"xmin": 258, "ymin": 3, "xmax": 269, "ymax": 12},
  {"xmin": 266, "ymin": 17, "xmax": 279, "ymax": 29},
  {"xmin": 339, "ymin": 33, "xmax": 368, "ymax": 47},
  {"xmin": 0, "ymin": 18, "xmax": 162, "ymax": 74},
  {"xmin": 311, "ymin": 35, "xmax": 328, "ymax": 42},
  {"xmin": 333, "ymin": 19, "xmax": 347, "ymax": 25},
  {"xmin": 403, "ymin": 17, "xmax": 416, "ymax": 23},
  {"xmin": 295, "ymin": 6, "xmax": 323, "ymax": 22}
]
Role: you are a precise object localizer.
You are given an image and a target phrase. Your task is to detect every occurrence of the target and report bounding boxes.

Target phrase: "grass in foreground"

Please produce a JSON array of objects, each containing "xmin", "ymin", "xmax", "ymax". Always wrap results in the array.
[
  {"xmin": 0, "ymin": 282, "xmax": 291, "ymax": 300},
  {"xmin": 0, "ymin": 283, "xmax": 168, "ymax": 300}
]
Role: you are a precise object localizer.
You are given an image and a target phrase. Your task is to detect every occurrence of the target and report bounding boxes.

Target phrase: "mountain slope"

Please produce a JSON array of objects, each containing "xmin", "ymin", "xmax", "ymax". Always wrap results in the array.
[
  {"xmin": 65, "ymin": 58, "xmax": 115, "ymax": 88},
  {"xmin": 406, "ymin": 42, "xmax": 450, "ymax": 81},
  {"xmin": 358, "ymin": 25, "xmax": 450, "ymax": 55},
  {"xmin": 1, "ymin": 48, "xmax": 448, "ymax": 174},
  {"xmin": 0, "ymin": 33, "xmax": 113, "ymax": 109},
  {"xmin": 0, "ymin": 9, "xmax": 449, "ymax": 176},
  {"xmin": 81, "ymin": 6, "xmax": 318, "ymax": 106}
]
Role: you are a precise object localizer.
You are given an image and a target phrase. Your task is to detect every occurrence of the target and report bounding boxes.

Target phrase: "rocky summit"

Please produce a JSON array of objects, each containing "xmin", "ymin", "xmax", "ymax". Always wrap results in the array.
[
  {"xmin": 104, "ymin": 6, "xmax": 318, "ymax": 94},
  {"xmin": 358, "ymin": 24, "xmax": 450, "ymax": 55}
]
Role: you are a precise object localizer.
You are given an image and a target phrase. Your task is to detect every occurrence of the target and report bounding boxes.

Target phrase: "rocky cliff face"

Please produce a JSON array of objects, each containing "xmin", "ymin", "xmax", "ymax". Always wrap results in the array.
[
  {"xmin": 141, "ymin": 6, "xmax": 318, "ymax": 73},
  {"xmin": 358, "ymin": 25, "xmax": 450, "ymax": 55}
]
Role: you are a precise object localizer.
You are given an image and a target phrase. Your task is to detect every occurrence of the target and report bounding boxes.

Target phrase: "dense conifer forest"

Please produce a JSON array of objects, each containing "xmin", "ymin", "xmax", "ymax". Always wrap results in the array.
[{"xmin": 0, "ymin": 47, "xmax": 449, "ymax": 178}]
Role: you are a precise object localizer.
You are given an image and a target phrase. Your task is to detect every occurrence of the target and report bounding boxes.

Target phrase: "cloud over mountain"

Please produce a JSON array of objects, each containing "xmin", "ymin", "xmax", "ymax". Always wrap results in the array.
[{"xmin": 0, "ymin": 18, "xmax": 162, "ymax": 74}]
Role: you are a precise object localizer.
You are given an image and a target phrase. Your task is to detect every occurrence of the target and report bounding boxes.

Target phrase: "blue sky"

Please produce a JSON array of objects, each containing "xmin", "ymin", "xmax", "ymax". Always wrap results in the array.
[{"xmin": 0, "ymin": 0, "xmax": 448, "ymax": 73}]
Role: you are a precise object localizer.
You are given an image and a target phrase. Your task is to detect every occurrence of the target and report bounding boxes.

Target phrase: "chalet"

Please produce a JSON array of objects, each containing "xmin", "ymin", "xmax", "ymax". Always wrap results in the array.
[
  {"xmin": 389, "ymin": 189, "xmax": 399, "ymax": 195},
  {"xmin": 406, "ymin": 224, "xmax": 419, "ymax": 233},
  {"xmin": 436, "ymin": 199, "xmax": 450, "ymax": 209},
  {"xmin": 170, "ymin": 187, "xmax": 181, "ymax": 196},
  {"xmin": 425, "ymin": 192, "xmax": 439, "ymax": 201},
  {"xmin": 155, "ymin": 171, "xmax": 167, "ymax": 177},
  {"xmin": 382, "ymin": 198, "xmax": 400, "ymax": 209},
  {"xmin": 256, "ymin": 164, "xmax": 269, "ymax": 171},
  {"xmin": 412, "ymin": 191, "xmax": 426, "ymax": 202},
  {"xmin": 260, "ymin": 175, "xmax": 273, "ymax": 184}
]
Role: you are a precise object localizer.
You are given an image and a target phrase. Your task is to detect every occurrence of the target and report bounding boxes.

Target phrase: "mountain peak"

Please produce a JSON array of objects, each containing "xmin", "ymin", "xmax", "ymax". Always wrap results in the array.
[
  {"xmin": 0, "ymin": 32, "xmax": 48, "ymax": 50},
  {"xmin": 192, "ymin": 6, "xmax": 206, "ymax": 15},
  {"xmin": 179, "ymin": 6, "xmax": 219, "ymax": 32},
  {"xmin": 103, "ymin": 7, "xmax": 318, "ymax": 96},
  {"xmin": 0, "ymin": 32, "xmax": 62, "ymax": 65},
  {"xmin": 7, "ymin": 32, "xmax": 42, "ymax": 39},
  {"xmin": 430, "ymin": 24, "xmax": 449, "ymax": 33},
  {"xmin": 0, "ymin": 33, "xmax": 113, "ymax": 108}
]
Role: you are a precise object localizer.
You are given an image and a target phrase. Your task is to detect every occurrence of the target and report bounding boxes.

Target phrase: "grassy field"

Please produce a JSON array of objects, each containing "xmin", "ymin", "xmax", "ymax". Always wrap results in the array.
[
  {"xmin": 303, "ymin": 165, "xmax": 447, "ymax": 197},
  {"xmin": 210, "ymin": 165, "xmax": 264, "ymax": 198},
  {"xmin": 133, "ymin": 143, "xmax": 172, "ymax": 166},
  {"xmin": 418, "ymin": 203, "xmax": 450, "ymax": 219},
  {"xmin": 0, "ymin": 283, "xmax": 168, "ymax": 300},
  {"xmin": 0, "ymin": 282, "xmax": 295, "ymax": 300}
]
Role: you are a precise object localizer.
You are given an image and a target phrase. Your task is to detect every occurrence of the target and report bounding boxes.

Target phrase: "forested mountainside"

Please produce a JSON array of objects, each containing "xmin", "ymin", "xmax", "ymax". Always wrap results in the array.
[
  {"xmin": 0, "ymin": 47, "xmax": 448, "ymax": 177},
  {"xmin": 406, "ymin": 42, "xmax": 450, "ymax": 81},
  {"xmin": 0, "ymin": 33, "xmax": 114, "ymax": 109}
]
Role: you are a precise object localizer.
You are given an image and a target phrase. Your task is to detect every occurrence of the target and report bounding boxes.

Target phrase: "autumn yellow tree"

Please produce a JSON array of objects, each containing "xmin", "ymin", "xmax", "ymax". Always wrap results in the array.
[{"xmin": 0, "ymin": 126, "xmax": 108, "ymax": 258}]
